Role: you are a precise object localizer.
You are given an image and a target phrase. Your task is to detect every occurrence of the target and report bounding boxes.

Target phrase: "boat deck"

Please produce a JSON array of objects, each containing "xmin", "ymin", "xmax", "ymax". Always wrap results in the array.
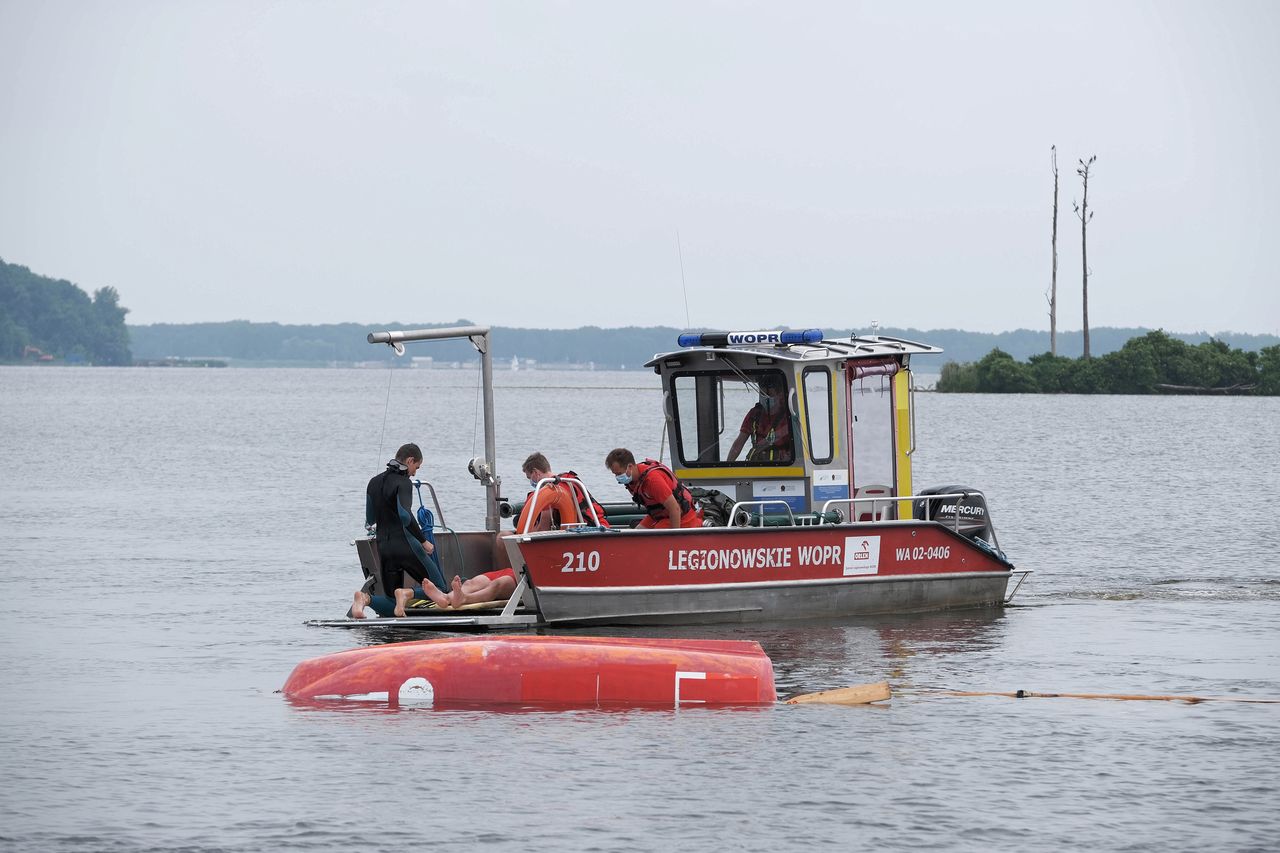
[{"xmin": 305, "ymin": 612, "xmax": 542, "ymax": 630}]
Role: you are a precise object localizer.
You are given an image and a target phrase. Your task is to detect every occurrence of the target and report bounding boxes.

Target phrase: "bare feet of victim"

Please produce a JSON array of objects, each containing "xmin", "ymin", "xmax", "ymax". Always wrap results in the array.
[{"xmin": 421, "ymin": 580, "xmax": 451, "ymax": 609}]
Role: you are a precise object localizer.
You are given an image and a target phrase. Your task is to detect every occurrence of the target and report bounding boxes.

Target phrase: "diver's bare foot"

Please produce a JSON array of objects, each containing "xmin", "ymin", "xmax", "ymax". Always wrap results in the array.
[
  {"xmin": 351, "ymin": 591, "xmax": 369, "ymax": 619},
  {"xmin": 448, "ymin": 576, "xmax": 466, "ymax": 609},
  {"xmin": 394, "ymin": 588, "xmax": 414, "ymax": 618}
]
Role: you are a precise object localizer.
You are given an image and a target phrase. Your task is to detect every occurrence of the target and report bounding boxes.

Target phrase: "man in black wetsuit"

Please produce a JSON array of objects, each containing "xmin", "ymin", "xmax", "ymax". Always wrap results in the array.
[{"xmin": 351, "ymin": 443, "xmax": 447, "ymax": 618}]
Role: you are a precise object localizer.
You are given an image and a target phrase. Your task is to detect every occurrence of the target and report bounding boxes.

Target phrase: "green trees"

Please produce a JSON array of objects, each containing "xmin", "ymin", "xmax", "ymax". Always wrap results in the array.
[
  {"xmin": 937, "ymin": 331, "xmax": 1278, "ymax": 395},
  {"xmin": 0, "ymin": 259, "xmax": 133, "ymax": 365},
  {"xmin": 974, "ymin": 350, "xmax": 1040, "ymax": 393},
  {"xmin": 937, "ymin": 360, "xmax": 979, "ymax": 392},
  {"xmin": 91, "ymin": 286, "xmax": 132, "ymax": 365},
  {"xmin": 1258, "ymin": 346, "xmax": 1280, "ymax": 396}
]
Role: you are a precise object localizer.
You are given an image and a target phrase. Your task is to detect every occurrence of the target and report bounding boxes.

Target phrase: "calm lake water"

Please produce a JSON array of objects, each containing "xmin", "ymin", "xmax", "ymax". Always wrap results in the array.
[{"xmin": 2, "ymin": 365, "xmax": 1278, "ymax": 852}]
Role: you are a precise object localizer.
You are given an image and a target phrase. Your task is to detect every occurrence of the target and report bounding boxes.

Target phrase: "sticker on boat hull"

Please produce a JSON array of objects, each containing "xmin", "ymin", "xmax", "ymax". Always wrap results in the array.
[
  {"xmin": 398, "ymin": 677, "xmax": 436, "ymax": 706},
  {"xmin": 843, "ymin": 536, "xmax": 881, "ymax": 576}
]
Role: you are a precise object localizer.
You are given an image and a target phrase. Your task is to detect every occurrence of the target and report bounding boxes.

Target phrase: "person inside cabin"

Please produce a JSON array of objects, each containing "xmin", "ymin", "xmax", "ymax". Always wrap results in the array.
[
  {"xmin": 351, "ymin": 443, "xmax": 448, "ymax": 619},
  {"xmin": 605, "ymin": 448, "xmax": 703, "ymax": 529},
  {"xmin": 726, "ymin": 375, "xmax": 795, "ymax": 463}
]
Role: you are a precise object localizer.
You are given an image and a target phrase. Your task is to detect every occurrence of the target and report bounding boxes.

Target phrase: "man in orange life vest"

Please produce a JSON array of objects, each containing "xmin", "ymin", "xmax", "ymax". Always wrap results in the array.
[
  {"xmin": 726, "ymin": 374, "xmax": 794, "ymax": 463},
  {"xmin": 436, "ymin": 452, "xmax": 615, "ymax": 611},
  {"xmin": 512, "ymin": 452, "xmax": 583, "ymax": 533},
  {"xmin": 423, "ymin": 452, "xmax": 574, "ymax": 611},
  {"xmin": 605, "ymin": 448, "xmax": 703, "ymax": 529},
  {"xmin": 515, "ymin": 451, "xmax": 612, "ymax": 531}
]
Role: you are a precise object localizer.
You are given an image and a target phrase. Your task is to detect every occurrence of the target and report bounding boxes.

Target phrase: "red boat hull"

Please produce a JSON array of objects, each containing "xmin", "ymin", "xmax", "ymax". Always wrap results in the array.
[
  {"xmin": 283, "ymin": 636, "xmax": 777, "ymax": 707},
  {"xmin": 513, "ymin": 521, "xmax": 1012, "ymax": 624}
]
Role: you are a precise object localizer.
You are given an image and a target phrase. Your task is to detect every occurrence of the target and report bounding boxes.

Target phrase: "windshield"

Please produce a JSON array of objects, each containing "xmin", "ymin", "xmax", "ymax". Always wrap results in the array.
[{"xmin": 671, "ymin": 370, "xmax": 795, "ymax": 466}]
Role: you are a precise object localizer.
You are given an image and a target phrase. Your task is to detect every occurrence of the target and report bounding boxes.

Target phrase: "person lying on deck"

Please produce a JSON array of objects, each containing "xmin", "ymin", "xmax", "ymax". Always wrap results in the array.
[{"xmin": 351, "ymin": 568, "xmax": 519, "ymax": 617}]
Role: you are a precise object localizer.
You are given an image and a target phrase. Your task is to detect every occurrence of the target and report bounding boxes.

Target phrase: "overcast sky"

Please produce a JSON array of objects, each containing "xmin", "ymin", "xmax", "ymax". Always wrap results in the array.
[{"xmin": 1, "ymin": 1, "xmax": 1276, "ymax": 334}]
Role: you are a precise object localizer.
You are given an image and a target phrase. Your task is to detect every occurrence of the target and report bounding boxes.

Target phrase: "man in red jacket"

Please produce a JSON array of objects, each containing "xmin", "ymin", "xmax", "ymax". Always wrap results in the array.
[{"xmin": 605, "ymin": 448, "xmax": 702, "ymax": 529}]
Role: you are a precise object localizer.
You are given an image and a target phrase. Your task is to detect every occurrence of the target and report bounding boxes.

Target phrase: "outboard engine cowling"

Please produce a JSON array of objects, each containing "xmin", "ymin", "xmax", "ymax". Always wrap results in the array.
[{"xmin": 914, "ymin": 485, "xmax": 995, "ymax": 544}]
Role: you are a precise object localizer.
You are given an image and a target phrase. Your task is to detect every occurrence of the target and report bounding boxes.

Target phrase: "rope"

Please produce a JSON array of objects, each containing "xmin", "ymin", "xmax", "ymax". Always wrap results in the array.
[
  {"xmin": 785, "ymin": 682, "xmax": 1280, "ymax": 706},
  {"xmin": 375, "ymin": 360, "xmax": 396, "ymax": 466},
  {"xmin": 471, "ymin": 355, "xmax": 483, "ymax": 456}
]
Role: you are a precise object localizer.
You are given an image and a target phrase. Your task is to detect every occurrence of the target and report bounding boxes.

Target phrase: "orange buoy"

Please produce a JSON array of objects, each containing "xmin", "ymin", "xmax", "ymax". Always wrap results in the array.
[{"xmin": 283, "ymin": 635, "xmax": 776, "ymax": 708}]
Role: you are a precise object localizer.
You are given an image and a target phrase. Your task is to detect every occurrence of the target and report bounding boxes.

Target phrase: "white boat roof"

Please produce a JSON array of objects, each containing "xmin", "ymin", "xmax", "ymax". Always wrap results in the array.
[{"xmin": 646, "ymin": 334, "xmax": 943, "ymax": 367}]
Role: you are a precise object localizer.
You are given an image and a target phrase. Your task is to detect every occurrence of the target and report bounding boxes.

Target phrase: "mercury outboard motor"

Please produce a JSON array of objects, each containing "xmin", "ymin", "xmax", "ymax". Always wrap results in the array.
[{"xmin": 914, "ymin": 485, "xmax": 997, "ymax": 546}]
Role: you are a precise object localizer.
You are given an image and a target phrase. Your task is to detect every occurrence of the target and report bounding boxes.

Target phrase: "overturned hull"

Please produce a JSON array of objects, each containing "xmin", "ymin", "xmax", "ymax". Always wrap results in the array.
[
  {"xmin": 283, "ymin": 635, "xmax": 777, "ymax": 707},
  {"xmin": 514, "ymin": 521, "xmax": 1013, "ymax": 625}
]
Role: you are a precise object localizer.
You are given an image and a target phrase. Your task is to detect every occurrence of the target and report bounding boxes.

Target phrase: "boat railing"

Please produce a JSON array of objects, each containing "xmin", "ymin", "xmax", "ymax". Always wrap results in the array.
[
  {"xmin": 819, "ymin": 494, "xmax": 894, "ymax": 523},
  {"xmin": 412, "ymin": 478, "xmax": 448, "ymax": 528},
  {"xmin": 521, "ymin": 476, "xmax": 605, "ymax": 534},
  {"xmin": 819, "ymin": 491, "xmax": 978, "ymax": 533},
  {"xmin": 727, "ymin": 499, "xmax": 796, "ymax": 527}
]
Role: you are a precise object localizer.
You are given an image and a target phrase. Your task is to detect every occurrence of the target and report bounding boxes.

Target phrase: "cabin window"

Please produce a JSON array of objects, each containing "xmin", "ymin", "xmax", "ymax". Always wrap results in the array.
[
  {"xmin": 849, "ymin": 372, "xmax": 896, "ymax": 488},
  {"xmin": 671, "ymin": 370, "xmax": 796, "ymax": 467},
  {"xmin": 802, "ymin": 368, "xmax": 833, "ymax": 464}
]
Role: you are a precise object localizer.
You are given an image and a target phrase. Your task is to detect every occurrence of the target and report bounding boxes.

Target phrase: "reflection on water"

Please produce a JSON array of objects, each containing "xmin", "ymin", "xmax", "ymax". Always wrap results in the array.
[{"xmin": 282, "ymin": 692, "xmax": 779, "ymax": 717}]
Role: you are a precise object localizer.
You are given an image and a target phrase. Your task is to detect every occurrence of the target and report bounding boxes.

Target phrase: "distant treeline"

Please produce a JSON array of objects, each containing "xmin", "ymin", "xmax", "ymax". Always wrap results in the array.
[
  {"xmin": 0, "ymin": 259, "xmax": 131, "ymax": 365},
  {"xmin": 5, "ymin": 254, "xmax": 1278, "ymax": 372},
  {"xmin": 127, "ymin": 321, "xmax": 1280, "ymax": 369},
  {"xmin": 936, "ymin": 331, "xmax": 1280, "ymax": 395},
  {"xmin": 127, "ymin": 320, "xmax": 679, "ymax": 368}
]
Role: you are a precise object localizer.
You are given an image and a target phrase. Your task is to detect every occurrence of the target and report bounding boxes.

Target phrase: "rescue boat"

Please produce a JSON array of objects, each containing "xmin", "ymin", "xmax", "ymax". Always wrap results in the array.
[
  {"xmin": 282, "ymin": 636, "xmax": 776, "ymax": 707},
  {"xmin": 308, "ymin": 325, "xmax": 1027, "ymax": 630}
]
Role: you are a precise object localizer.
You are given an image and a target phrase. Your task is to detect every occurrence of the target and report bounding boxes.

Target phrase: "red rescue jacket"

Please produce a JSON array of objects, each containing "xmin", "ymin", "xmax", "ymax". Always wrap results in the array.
[
  {"xmin": 628, "ymin": 459, "xmax": 695, "ymax": 520},
  {"xmin": 557, "ymin": 470, "xmax": 611, "ymax": 528}
]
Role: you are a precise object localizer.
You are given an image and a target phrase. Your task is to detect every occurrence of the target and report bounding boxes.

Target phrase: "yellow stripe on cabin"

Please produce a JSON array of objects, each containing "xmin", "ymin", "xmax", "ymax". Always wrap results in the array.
[{"xmin": 894, "ymin": 370, "xmax": 914, "ymax": 519}]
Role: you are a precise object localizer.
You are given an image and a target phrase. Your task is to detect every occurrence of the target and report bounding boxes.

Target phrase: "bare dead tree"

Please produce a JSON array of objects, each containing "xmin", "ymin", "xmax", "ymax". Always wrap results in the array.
[
  {"xmin": 1073, "ymin": 155, "xmax": 1096, "ymax": 358},
  {"xmin": 1048, "ymin": 146, "xmax": 1059, "ymax": 356}
]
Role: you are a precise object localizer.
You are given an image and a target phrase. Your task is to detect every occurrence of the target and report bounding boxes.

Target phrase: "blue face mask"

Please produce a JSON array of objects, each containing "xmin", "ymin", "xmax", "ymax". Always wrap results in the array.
[
  {"xmin": 615, "ymin": 472, "xmax": 632, "ymax": 485},
  {"xmin": 529, "ymin": 478, "xmax": 541, "ymax": 489}
]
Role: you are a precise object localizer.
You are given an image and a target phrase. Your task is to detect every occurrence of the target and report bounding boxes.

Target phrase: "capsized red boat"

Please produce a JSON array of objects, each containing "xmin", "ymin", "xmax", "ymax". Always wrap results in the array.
[{"xmin": 282, "ymin": 636, "xmax": 777, "ymax": 708}]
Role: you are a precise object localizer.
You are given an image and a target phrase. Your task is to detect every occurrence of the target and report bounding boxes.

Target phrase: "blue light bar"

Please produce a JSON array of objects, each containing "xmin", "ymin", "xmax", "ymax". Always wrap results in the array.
[{"xmin": 678, "ymin": 329, "xmax": 824, "ymax": 348}]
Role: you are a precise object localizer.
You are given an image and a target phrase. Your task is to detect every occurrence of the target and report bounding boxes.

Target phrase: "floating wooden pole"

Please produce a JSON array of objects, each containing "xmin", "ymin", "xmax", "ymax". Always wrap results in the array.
[
  {"xmin": 785, "ymin": 682, "xmax": 892, "ymax": 706},
  {"xmin": 783, "ymin": 682, "xmax": 1280, "ymax": 708},
  {"xmin": 931, "ymin": 689, "xmax": 1280, "ymax": 705}
]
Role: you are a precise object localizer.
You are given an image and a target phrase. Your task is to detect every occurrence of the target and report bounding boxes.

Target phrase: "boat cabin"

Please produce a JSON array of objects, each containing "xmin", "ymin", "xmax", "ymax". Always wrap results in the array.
[{"xmin": 649, "ymin": 329, "xmax": 942, "ymax": 524}]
